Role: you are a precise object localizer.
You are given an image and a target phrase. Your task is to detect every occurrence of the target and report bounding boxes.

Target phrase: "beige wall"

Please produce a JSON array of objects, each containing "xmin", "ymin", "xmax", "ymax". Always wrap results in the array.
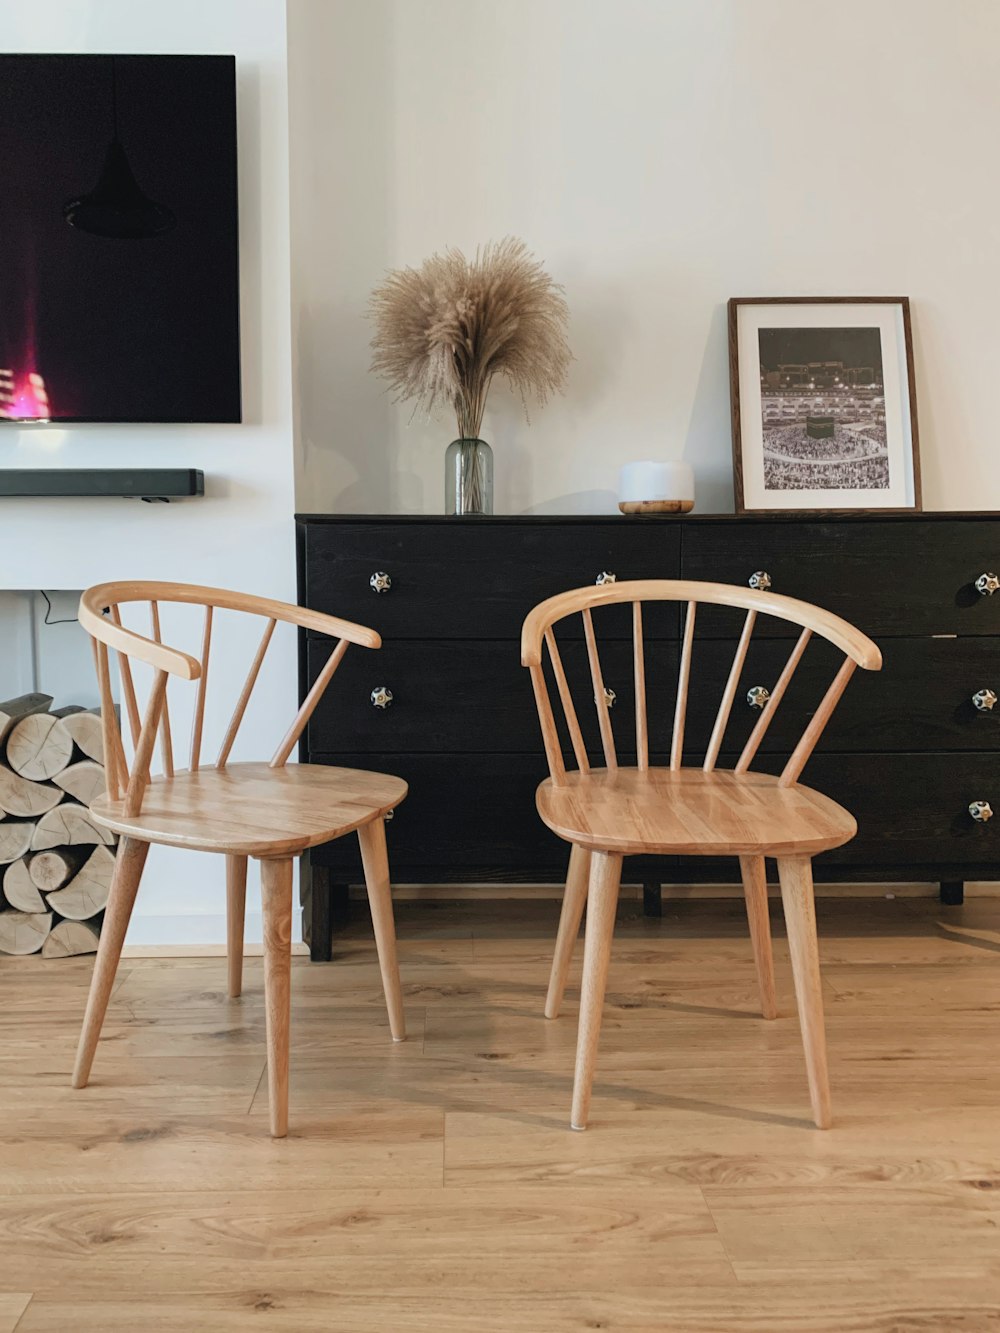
[{"xmin": 289, "ymin": 0, "xmax": 1000, "ymax": 516}]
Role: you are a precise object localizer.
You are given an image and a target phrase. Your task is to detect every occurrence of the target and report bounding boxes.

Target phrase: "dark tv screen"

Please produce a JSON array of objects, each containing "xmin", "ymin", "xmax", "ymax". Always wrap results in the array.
[{"xmin": 0, "ymin": 54, "xmax": 240, "ymax": 424}]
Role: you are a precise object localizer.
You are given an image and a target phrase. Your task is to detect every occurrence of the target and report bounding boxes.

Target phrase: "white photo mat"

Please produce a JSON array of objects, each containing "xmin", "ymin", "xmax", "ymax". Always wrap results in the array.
[{"xmin": 733, "ymin": 301, "xmax": 917, "ymax": 512}]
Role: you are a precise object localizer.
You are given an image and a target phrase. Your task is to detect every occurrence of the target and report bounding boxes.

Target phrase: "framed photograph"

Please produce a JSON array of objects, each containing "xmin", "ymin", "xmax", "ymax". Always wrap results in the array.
[{"xmin": 728, "ymin": 297, "xmax": 921, "ymax": 514}]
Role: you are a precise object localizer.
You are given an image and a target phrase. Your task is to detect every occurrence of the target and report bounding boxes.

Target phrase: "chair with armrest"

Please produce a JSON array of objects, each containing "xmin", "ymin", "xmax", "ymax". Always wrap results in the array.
[{"xmin": 72, "ymin": 580, "xmax": 407, "ymax": 1137}]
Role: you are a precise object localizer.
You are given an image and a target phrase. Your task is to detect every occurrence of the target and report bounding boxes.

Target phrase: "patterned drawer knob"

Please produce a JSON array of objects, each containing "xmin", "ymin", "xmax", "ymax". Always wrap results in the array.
[
  {"xmin": 370, "ymin": 685, "xmax": 393, "ymax": 709},
  {"xmin": 748, "ymin": 571, "xmax": 772, "ymax": 592},
  {"xmin": 603, "ymin": 687, "xmax": 616, "ymax": 708},
  {"xmin": 595, "ymin": 571, "xmax": 617, "ymax": 586},
  {"xmin": 369, "ymin": 571, "xmax": 392, "ymax": 594},
  {"xmin": 975, "ymin": 572, "xmax": 1000, "ymax": 596},
  {"xmin": 969, "ymin": 800, "xmax": 993, "ymax": 823},
  {"xmin": 746, "ymin": 685, "xmax": 771, "ymax": 710},
  {"xmin": 973, "ymin": 688, "xmax": 997, "ymax": 712}
]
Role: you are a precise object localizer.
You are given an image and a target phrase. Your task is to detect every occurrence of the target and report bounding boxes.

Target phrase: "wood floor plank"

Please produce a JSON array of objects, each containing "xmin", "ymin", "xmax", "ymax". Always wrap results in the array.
[
  {"xmin": 704, "ymin": 1182, "xmax": 1000, "ymax": 1264},
  {"xmin": 15, "ymin": 1281, "xmax": 1000, "ymax": 1332},
  {"xmin": 444, "ymin": 1107, "xmax": 1000, "ymax": 1189},
  {"xmin": 0, "ymin": 1112, "xmax": 444, "ymax": 1196},
  {"xmin": 0, "ymin": 1295, "xmax": 30, "ymax": 1333}
]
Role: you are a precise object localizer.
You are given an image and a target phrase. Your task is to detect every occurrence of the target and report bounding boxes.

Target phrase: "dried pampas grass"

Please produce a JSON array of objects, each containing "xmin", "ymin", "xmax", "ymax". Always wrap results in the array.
[{"xmin": 369, "ymin": 237, "xmax": 570, "ymax": 440}]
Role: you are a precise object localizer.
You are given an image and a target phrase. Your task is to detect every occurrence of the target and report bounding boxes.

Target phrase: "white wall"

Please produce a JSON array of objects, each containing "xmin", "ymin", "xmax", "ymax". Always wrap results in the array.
[
  {"xmin": 289, "ymin": 0, "xmax": 1000, "ymax": 516},
  {"xmin": 0, "ymin": 0, "xmax": 296, "ymax": 946}
]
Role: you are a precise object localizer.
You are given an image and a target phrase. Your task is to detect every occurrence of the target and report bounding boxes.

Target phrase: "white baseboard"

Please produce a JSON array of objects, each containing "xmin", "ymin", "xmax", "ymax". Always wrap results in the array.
[{"xmin": 122, "ymin": 907, "xmax": 304, "ymax": 954}]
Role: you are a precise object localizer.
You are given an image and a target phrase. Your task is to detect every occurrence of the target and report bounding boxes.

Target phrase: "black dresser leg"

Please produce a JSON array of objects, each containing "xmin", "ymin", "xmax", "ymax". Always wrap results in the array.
[
  {"xmin": 301, "ymin": 853, "xmax": 334, "ymax": 962},
  {"xmin": 642, "ymin": 880, "xmax": 663, "ymax": 917},
  {"xmin": 939, "ymin": 880, "xmax": 965, "ymax": 906}
]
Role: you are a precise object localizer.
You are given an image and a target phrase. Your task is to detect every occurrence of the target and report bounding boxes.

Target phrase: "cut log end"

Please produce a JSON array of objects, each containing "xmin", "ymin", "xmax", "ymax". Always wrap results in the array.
[
  {"xmin": 0, "ymin": 909, "xmax": 52, "ymax": 955},
  {"xmin": 42, "ymin": 919, "xmax": 99, "ymax": 958},
  {"xmin": 53, "ymin": 710, "xmax": 105, "ymax": 765},
  {"xmin": 53, "ymin": 760, "xmax": 107, "ymax": 808},
  {"xmin": 45, "ymin": 845, "xmax": 116, "ymax": 920},
  {"xmin": 0, "ymin": 767, "xmax": 63, "ymax": 818},
  {"xmin": 0, "ymin": 693, "xmax": 53, "ymax": 745},
  {"xmin": 6, "ymin": 713, "xmax": 73, "ymax": 781},
  {"xmin": 31, "ymin": 804, "xmax": 114, "ymax": 851},
  {"xmin": 0, "ymin": 822, "xmax": 35, "ymax": 866},
  {"xmin": 2, "ymin": 858, "xmax": 46, "ymax": 913},
  {"xmin": 29, "ymin": 848, "xmax": 90, "ymax": 894}
]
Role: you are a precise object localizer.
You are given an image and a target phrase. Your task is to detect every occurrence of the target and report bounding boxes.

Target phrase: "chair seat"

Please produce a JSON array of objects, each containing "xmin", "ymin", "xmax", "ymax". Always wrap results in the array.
[
  {"xmin": 536, "ymin": 766, "xmax": 856, "ymax": 857},
  {"xmin": 91, "ymin": 762, "xmax": 408, "ymax": 857}
]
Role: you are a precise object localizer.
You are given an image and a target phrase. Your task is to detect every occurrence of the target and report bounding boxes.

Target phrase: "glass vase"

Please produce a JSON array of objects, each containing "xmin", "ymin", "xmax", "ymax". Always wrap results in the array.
[{"xmin": 445, "ymin": 437, "xmax": 493, "ymax": 516}]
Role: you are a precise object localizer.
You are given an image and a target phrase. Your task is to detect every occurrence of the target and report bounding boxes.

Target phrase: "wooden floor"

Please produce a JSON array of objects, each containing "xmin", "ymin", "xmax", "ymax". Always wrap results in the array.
[{"xmin": 2, "ymin": 892, "xmax": 1000, "ymax": 1331}]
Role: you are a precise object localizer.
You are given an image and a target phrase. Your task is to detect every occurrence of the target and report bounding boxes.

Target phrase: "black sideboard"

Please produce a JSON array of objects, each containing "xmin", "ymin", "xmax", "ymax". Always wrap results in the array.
[{"xmin": 296, "ymin": 513, "xmax": 1000, "ymax": 960}]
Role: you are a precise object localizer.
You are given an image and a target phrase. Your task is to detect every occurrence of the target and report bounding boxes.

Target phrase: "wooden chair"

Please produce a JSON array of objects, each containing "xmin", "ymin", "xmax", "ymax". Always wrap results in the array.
[
  {"xmin": 72, "ymin": 580, "xmax": 407, "ymax": 1138},
  {"xmin": 522, "ymin": 579, "xmax": 882, "ymax": 1131}
]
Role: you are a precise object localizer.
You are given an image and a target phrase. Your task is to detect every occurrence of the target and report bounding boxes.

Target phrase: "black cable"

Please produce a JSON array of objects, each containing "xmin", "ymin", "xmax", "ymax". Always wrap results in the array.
[{"xmin": 39, "ymin": 590, "xmax": 78, "ymax": 625}]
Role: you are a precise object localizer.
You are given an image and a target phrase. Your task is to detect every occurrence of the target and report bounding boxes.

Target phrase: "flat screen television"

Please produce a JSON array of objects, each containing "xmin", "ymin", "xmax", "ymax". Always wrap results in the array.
[{"xmin": 0, "ymin": 54, "xmax": 240, "ymax": 424}]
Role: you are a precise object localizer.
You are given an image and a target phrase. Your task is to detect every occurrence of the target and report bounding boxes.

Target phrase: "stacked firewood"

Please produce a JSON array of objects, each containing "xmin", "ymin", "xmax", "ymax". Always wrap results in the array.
[{"xmin": 0, "ymin": 693, "xmax": 117, "ymax": 958}]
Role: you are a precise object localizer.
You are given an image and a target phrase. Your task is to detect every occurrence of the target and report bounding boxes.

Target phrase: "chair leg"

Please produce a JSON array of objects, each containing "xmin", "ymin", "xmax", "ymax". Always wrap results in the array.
[
  {"xmin": 226, "ymin": 854, "xmax": 248, "ymax": 999},
  {"xmin": 570, "ymin": 850, "xmax": 623, "ymax": 1131},
  {"xmin": 72, "ymin": 837, "xmax": 149, "ymax": 1089},
  {"xmin": 357, "ymin": 818, "xmax": 406, "ymax": 1042},
  {"xmin": 739, "ymin": 854, "xmax": 778, "ymax": 1020},
  {"xmin": 776, "ymin": 855, "xmax": 831, "ymax": 1129},
  {"xmin": 260, "ymin": 857, "xmax": 293, "ymax": 1139},
  {"xmin": 545, "ymin": 844, "xmax": 591, "ymax": 1020}
]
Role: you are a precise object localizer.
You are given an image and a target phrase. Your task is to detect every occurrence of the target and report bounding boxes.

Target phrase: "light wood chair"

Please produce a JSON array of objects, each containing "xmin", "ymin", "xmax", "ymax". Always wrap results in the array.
[
  {"xmin": 522, "ymin": 579, "xmax": 882, "ymax": 1131},
  {"xmin": 72, "ymin": 580, "xmax": 407, "ymax": 1138}
]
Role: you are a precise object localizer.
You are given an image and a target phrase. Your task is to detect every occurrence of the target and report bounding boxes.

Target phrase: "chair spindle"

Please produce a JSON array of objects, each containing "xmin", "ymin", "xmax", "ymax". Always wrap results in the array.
[
  {"xmin": 530, "ymin": 662, "xmax": 567, "ymax": 784},
  {"xmin": 736, "ymin": 628, "xmax": 812, "ymax": 774},
  {"xmin": 271, "ymin": 637, "xmax": 349, "ymax": 768},
  {"xmin": 704, "ymin": 609, "xmax": 757, "ymax": 772},
  {"xmin": 95, "ymin": 640, "xmax": 122, "ymax": 802},
  {"xmin": 109, "ymin": 694, "xmax": 131, "ymax": 791},
  {"xmin": 217, "ymin": 617, "xmax": 276, "ymax": 769},
  {"xmin": 109, "ymin": 604, "xmax": 141, "ymax": 746},
  {"xmin": 544, "ymin": 628, "xmax": 589, "ymax": 772},
  {"xmin": 671, "ymin": 600, "xmax": 697, "ymax": 769},
  {"xmin": 189, "ymin": 605, "xmax": 213, "ymax": 771},
  {"xmin": 582, "ymin": 608, "xmax": 617, "ymax": 770},
  {"xmin": 123, "ymin": 670, "xmax": 168, "ymax": 817},
  {"xmin": 780, "ymin": 656, "xmax": 857, "ymax": 787},
  {"xmin": 633, "ymin": 602, "xmax": 648, "ymax": 771},
  {"xmin": 149, "ymin": 602, "xmax": 175, "ymax": 778}
]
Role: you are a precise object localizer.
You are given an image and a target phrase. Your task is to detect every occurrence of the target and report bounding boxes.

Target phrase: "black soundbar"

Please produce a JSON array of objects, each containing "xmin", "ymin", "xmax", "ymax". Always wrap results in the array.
[{"xmin": 0, "ymin": 469, "xmax": 204, "ymax": 501}]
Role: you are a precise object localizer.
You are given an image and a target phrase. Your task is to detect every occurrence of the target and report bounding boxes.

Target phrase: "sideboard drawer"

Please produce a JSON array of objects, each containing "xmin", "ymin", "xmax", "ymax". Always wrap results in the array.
[
  {"xmin": 309, "ymin": 753, "xmax": 569, "ymax": 874},
  {"xmin": 799, "ymin": 753, "xmax": 1000, "ymax": 867},
  {"xmin": 685, "ymin": 636, "xmax": 1000, "ymax": 754},
  {"xmin": 303, "ymin": 521, "xmax": 680, "ymax": 640},
  {"xmin": 681, "ymin": 520, "xmax": 1000, "ymax": 637},
  {"xmin": 307, "ymin": 637, "xmax": 676, "ymax": 755}
]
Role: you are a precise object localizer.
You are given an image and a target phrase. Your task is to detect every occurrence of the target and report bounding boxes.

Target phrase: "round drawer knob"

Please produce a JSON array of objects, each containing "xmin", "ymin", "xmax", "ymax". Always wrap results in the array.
[
  {"xmin": 748, "ymin": 571, "xmax": 772, "ymax": 592},
  {"xmin": 384, "ymin": 809, "xmax": 395, "ymax": 822},
  {"xmin": 969, "ymin": 800, "xmax": 993, "ymax": 823},
  {"xmin": 370, "ymin": 686, "xmax": 393, "ymax": 709},
  {"xmin": 746, "ymin": 685, "xmax": 771, "ymax": 710},
  {"xmin": 975, "ymin": 572, "xmax": 1000, "ymax": 597},
  {"xmin": 595, "ymin": 571, "xmax": 617, "ymax": 586},
  {"xmin": 369, "ymin": 571, "xmax": 392, "ymax": 594},
  {"xmin": 973, "ymin": 688, "xmax": 997, "ymax": 712}
]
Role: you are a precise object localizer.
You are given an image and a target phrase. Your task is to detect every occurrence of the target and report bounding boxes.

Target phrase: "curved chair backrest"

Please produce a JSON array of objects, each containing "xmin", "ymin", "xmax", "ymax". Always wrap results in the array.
[
  {"xmin": 521, "ymin": 579, "xmax": 881, "ymax": 788},
  {"xmin": 79, "ymin": 581, "xmax": 381, "ymax": 816}
]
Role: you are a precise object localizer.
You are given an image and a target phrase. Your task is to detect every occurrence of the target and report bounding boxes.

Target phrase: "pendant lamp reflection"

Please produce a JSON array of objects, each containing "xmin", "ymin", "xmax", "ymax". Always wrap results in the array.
[{"xmin": 63, "ymin": 57, "xmax": 175, "ymax": 239}]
